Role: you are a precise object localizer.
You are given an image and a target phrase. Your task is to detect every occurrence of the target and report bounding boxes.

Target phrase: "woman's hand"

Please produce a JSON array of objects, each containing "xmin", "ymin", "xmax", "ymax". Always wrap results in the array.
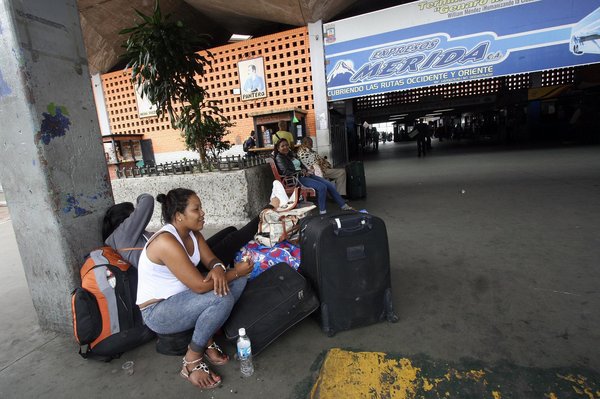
[
  {"xmin": 204, "ymin": 266, "xmax": 229, "ymax": 297},
  {"xmin": 234, "ymin": 259, "xmax": 253, "ymax": 278}
]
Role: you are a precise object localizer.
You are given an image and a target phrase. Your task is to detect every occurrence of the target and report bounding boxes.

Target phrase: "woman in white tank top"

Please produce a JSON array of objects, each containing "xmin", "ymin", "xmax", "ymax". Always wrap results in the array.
[{"xmin": 137, "ymin": 188, "xmax": 253, "ymax": 390}]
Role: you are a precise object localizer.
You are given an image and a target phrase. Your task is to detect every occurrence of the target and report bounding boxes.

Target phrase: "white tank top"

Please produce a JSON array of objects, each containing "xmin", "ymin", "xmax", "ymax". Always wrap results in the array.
[{"xmin": 136, "ymin": 224, "xmax": 201, "ymax": 305}]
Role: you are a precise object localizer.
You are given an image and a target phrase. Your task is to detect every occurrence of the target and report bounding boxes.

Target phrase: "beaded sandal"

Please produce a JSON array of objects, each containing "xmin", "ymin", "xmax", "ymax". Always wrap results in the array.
[
  {"xmin": 180, "ymin": 356, "xmax": 222, "ymax": 389},
  {"xmin": 204, "ymin": 341, "xmax": 229, "ymax": 366}
]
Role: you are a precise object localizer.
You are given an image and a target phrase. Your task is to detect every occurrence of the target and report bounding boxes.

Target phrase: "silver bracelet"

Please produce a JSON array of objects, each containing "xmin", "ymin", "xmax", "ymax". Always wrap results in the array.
[{"xmin": 212, "ymin": 262, "xmax": 226, "ymax": 272}]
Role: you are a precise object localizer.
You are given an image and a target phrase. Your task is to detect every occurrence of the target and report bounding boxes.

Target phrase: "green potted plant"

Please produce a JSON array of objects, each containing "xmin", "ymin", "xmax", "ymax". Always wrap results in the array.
[{"xmin": 120, "ymin": 0, "xmax": 232, "ymax": 163}]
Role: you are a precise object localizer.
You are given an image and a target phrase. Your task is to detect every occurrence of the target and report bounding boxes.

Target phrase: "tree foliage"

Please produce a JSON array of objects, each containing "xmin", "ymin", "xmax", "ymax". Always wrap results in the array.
[
  {"xmin": 119, "ymin": 0, "xmax": 232, "ymax": 161},
  {"xmin": 182, "ymin": 116, "xmax": 233, "ymax": 161}
]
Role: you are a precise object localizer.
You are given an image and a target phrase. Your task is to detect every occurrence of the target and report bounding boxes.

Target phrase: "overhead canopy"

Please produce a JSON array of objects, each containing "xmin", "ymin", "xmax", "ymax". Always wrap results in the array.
[{"xmin": 77, "ymin": 0, "xmax": 406, "ymax": 74}]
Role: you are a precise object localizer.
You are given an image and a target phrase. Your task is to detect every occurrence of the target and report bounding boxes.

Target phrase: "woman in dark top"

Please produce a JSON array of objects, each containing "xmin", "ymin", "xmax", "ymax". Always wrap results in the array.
[{"xmin": 274, "ymin": 138, "xmax": 352, "ymax": 214}]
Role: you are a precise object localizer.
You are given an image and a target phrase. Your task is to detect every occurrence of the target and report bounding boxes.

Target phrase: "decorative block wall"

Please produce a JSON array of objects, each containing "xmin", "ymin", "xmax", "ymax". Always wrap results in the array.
[{"xmin": 100, "ymin": 27, "xmax": 315, "ymax": 154}]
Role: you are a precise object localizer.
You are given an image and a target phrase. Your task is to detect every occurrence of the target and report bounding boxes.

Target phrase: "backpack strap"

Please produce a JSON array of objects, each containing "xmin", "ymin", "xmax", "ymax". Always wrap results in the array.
[
  {"xmin": 257, "ymin": 209, "xmax": 269, "ymax": 236},
  {"xmin": 117, "ymin": 233, "xmax": 149, "ymax": 252}
]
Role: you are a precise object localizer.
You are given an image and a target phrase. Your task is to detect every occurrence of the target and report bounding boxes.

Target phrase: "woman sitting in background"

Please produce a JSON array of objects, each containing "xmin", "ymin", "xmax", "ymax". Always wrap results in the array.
[
  {"xmin": 297, "ymin": 137, "xmax": 347, "ymax": 197},
  {"xmin": 136, "ymin": 188, "xmax": 253, "ymax": 390},
  {"xmin": 274, "ymin": 138, "xmax": 353, "ymax": 214}
]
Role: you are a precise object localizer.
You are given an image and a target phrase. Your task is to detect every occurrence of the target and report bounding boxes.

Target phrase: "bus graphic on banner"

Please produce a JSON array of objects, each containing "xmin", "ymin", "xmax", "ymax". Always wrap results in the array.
[
  {"xmin": 570, "ymin": 6, "xmax": 600, "ymax": 55},
  {"xmin": 324, "ymin": 0, "xmax": 600, "ymax": 101}
]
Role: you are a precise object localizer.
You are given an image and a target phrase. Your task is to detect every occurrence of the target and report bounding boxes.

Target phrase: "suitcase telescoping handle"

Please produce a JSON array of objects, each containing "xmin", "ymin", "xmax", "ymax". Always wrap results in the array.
[{"xmin": 332, "ymin": 215, "xmax": 372, "ymax": 236}]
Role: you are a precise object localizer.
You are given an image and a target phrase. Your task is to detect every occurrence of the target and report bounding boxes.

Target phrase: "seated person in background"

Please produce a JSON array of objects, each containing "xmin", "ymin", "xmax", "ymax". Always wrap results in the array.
[
  {"xmin": 137, "ymin": 188, "xmax": 253, "ymax": 390},
  {"xmin": 103, "ymin": 193, "xmax": 154, "ymax": 268},
  {"xmin": 297, "ymin": 137, "xmax": 347, "ymax": 196},
  {"xmin": 274, "ymin": 138, "xmax": 353, "ymax": 215},
  {"xmin": 272, "ymin": 120, "xmax": 295, "ymax": 146}
]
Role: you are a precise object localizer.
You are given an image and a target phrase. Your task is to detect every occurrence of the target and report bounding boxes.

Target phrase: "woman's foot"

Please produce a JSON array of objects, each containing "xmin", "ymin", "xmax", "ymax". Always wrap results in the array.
[
  {"xmin": 341, "ymin": 203, "xmax": 355, "ymax": 211},
  {"xmin": 180, "ymin": 352, "xmax": 222, "ymax": 389},
  {"xmin": 204, "ymin": 341, "xmax": 229, "ymax": 366}
]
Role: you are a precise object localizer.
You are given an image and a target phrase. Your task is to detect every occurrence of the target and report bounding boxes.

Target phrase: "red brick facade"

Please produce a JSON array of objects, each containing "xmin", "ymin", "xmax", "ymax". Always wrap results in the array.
[{"xmin": 100, "ymin": 27, "xmax": 315, "ymax": 154}]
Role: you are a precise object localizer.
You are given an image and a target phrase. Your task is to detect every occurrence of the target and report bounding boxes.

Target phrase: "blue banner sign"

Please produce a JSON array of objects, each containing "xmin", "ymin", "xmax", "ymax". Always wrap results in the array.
[{"xmin": 323, "ymin": 0, "xmax": 600, "ymax": 101}]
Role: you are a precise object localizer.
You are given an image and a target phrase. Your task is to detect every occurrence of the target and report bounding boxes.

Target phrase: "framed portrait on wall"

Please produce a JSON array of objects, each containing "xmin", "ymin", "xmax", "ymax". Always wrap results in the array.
[{"xmin": 238, "ymin": 57, "xmax": 267, "ymax": 101}]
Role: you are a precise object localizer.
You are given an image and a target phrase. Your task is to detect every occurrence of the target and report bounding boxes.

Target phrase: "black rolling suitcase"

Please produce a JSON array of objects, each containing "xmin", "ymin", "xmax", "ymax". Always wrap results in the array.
[
  {"xmin": 223, "ymin": 263, "xmax": 319, "ymax": 356},
  {"xmin": 345, "ymin": 161, "xmax": 367, "ymax": 199},
  {"xmin": 299, "ymin": 212, "xmax": 398, "ymax": 336}
]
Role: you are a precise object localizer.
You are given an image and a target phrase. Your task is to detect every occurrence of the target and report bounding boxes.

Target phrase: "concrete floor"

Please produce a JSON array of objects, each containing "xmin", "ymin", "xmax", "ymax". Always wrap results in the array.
[{"xmin": 1, "ymin": 140, "xmax": 599, "ymax": 398}]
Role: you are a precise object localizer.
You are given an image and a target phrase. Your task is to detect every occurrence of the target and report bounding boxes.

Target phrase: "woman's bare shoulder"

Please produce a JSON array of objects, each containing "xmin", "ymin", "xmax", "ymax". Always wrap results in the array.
[{"xmin": 147, "ymin": 230, "xmax": 180, "ymax": 250}]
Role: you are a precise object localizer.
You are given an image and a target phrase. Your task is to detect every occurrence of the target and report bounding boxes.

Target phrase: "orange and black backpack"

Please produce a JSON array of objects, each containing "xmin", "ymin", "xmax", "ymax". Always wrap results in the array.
[{"xmin": 71, "ymin": 247, "xmax": 155, "ymax": 361}]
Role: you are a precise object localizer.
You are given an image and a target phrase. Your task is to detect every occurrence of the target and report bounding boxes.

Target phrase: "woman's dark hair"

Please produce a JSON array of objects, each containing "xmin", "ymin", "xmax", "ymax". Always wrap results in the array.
[
  {"xmin": 156, "ymin": 188, "xmax": 196, "ymax": 224},
  {"xmin": 102, "ymin": 202, "xmax": 134, "ymax": 241},
  {"xmin": 273, "ymin": 138, "xmax": 289, "ymax": 156}
]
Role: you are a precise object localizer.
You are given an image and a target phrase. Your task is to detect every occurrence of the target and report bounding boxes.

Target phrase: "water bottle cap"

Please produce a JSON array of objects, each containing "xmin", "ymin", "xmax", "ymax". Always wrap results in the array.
[{"xmin": 238, "ymin": 328, "xmax": 246, "ymax": 336}]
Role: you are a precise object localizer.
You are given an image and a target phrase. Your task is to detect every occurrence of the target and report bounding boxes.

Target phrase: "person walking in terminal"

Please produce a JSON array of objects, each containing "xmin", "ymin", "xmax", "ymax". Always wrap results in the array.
[
  {"xmin": 414, "ymin": 119, "xmax": 430, "ymax": 157},
  {"xmin": 274, "ymin": 138, "xmax": 353, "ymax": 214},
  {"xmin": 297, "ymin": 136, "xmax": 347, "ymax": 196},
  {"xmin": 136, "ymin": 188, "xmax": 253, "ymax": 390},
  {"xmin": 272, "ymin": 120, "xmax": 295, "ymax": 146}
]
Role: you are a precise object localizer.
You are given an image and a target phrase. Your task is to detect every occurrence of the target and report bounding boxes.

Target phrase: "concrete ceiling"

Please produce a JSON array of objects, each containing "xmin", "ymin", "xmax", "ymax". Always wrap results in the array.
[{"xmin": 77, "ymin": 0, "xmax": 405, "ymax": 75}]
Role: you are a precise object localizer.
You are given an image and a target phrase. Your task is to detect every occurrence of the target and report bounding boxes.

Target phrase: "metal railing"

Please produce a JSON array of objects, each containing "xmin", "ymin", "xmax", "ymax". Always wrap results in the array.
[{"xmin": 116, "ymin": 155, "xmax": 265, "ymax": 178}]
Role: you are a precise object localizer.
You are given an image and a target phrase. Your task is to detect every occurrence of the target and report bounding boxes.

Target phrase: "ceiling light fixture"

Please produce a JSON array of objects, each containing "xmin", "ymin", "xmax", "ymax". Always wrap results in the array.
[{"xmin": 229, "ymin": 34, "xmax": 253, "ymax": 43}]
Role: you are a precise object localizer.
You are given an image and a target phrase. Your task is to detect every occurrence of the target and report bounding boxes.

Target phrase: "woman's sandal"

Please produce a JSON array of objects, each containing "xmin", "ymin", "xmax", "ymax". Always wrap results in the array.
[
  {"xmin": 204, "ymin": 342, "xmax": 229, "ymax": 366},
  {"xmin": 180, "ymin": 356, "xmax": 222, "ymax": 389}
]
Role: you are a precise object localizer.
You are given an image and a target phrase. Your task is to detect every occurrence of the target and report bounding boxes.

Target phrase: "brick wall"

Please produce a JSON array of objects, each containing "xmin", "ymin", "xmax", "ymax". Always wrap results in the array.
[{"xmin": 100, "ymin": 27, "xmax": 315, "ymax": 155}]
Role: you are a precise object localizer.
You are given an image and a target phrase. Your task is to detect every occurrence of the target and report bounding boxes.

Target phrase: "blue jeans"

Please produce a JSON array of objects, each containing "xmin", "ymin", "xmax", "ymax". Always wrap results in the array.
[
  {"xmin": 141, "ymin": 278, "xmax": 246, "ymax": 353},
  {"xmin": 299, "ymin": 175, "xmax": 345, "ymax": 212}
]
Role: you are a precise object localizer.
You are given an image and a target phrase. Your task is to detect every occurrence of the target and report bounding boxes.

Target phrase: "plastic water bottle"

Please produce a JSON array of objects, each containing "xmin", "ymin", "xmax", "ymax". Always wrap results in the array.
[{"xmin": 236, "ymin": 328, "xmax": 254, "ymax": 377}]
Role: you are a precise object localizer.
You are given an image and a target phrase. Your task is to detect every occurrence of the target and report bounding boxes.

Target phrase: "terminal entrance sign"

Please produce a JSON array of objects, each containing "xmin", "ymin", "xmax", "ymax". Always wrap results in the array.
[{"xmin": 323, "ymin": 0, "xmax": 600, "ymax": 101}]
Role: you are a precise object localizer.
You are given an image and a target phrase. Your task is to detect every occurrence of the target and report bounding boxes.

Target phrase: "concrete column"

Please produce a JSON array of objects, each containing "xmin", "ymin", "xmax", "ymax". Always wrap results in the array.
[
  {"xmin": 307, "ymin": 20, "xmax": 332, "ymax": 159},
  {"xmin": 0, "ymin": 0, "xmax": 113, "ymax": 333}
]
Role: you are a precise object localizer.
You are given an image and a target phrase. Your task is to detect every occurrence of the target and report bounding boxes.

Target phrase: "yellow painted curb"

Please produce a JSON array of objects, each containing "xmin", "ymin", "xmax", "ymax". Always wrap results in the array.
[
  {"xmin": 311, "ymin": 348, "xmax": 423, "ymax": 399},
  {"xmin": 309, "ymin": 349, "xmax": 600, "ymax": 399}
]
